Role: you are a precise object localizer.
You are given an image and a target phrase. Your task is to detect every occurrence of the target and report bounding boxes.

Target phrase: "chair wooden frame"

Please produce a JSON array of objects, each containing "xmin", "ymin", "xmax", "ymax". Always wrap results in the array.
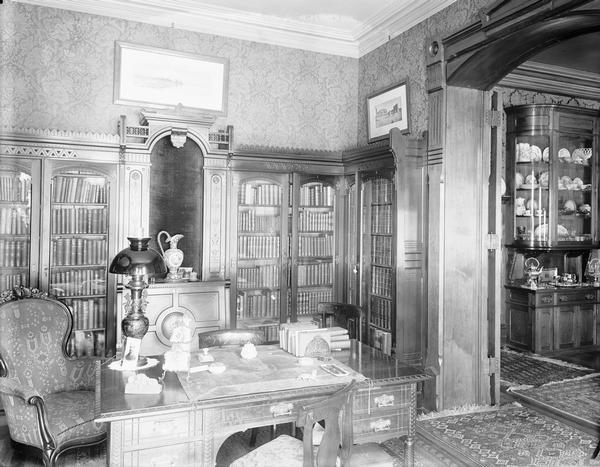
[
  {"xmin": 317, "ymin": 302, "xmax": 363, "ymax": 341},
  {"xmin": 297, "ymin": 380, "xmax": 356, "ymax": 467}
]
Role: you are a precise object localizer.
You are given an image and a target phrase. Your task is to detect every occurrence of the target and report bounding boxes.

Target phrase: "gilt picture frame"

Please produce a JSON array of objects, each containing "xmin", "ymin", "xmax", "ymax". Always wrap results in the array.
[
  {"xmin": 367, "ymin": 80, "xmax": 410, "ymax": 142},
  {"xmin": 114, "ymin": 42, "xmax": 229, "ymax": 115}
]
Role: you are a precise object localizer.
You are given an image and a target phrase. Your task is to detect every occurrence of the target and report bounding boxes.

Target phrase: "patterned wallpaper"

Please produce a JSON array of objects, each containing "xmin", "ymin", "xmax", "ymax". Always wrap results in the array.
[
  {"xmin": 357, "ymin": 0, "xmax": 493, "ymax": 145},
  {"xmin": 0, "ymin": 1, "xmax": 357, "ymax": 152}
]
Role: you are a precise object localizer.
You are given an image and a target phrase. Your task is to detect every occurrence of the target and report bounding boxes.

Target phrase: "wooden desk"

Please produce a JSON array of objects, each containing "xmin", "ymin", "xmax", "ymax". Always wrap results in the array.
[{"xmin": 97, "ymin": 341, "xmax": 430, "ymax": 466}]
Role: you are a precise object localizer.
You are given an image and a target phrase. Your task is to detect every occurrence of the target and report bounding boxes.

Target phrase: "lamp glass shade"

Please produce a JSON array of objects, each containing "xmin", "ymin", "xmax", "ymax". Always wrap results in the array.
[{"xmin": 109, "ymin": 237, "xmax": 167, "ymax": 277}]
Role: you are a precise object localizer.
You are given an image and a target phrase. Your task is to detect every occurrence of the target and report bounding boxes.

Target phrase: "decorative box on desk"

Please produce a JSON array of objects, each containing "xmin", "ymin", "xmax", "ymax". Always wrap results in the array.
[{"xmin": 116, "ymin": 279, "xmax": 230, "ymax": 355}]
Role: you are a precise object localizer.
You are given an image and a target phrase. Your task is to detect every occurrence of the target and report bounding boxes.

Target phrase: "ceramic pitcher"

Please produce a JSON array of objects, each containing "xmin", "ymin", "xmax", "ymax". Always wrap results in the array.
[{"xmin": 157, "ymin": 231, "xmax": 184, "ymax": 280}]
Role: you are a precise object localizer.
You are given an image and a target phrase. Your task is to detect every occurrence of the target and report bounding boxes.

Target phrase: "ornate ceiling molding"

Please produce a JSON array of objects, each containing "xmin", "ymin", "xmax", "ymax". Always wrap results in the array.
[
  {"xmin": 499, "ymin": 61, "xmax": 600, "ymax": 101},
  {"xmin": 13, "ymin": 0, "xmax": 456, "ymax": 58}
]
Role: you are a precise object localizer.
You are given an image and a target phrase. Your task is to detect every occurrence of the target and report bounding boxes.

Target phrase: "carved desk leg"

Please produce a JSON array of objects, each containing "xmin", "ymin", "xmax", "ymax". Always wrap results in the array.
[{"xmin": 405, "ymin": 383, "xmax": 416, "ymax": 467}]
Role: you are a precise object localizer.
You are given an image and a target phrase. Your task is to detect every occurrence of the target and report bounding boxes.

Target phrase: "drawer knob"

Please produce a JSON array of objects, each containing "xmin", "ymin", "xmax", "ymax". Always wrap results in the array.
[
  {"xmin": 270, "ymin": 402, "xmax": 293, "ymax": 417},
  {"xmin": 585, "ymin": 294, "xmax": 595, "ymax": 300},
  {"xmin": 370, "ymin": 418, "xmax": 391, "ymax": 432},
  {"xmin": 374, "ymin": 394, "xmax": 395, "ymax": 408},
  {"xmin": 559, "ymin": 295, "xmax": 568, "ymax": 302},
  {"xmin": 541, "ymin": 296, "xmax": 552, "ymax": 304}
]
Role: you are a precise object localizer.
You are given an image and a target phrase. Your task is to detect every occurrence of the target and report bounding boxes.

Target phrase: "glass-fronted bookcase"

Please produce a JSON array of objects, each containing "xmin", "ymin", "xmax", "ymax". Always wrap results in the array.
[
  {"xmin": 0, "ymin": 156, "xmax": 118, "ymax": 358},
  {"xmin": 361, "ymin": 170, "xmax": 396, "ymax": 354},
  {"xmin": 229, "ymin": 171, "xmax": 342, "ymax": 342},
  {"xmin": 229, "ymin": 172, "xmax": 290, "ymax": 342},
  {"xmin": 290, "ymin": 174, "xmax": 339, "ymax": 322}
]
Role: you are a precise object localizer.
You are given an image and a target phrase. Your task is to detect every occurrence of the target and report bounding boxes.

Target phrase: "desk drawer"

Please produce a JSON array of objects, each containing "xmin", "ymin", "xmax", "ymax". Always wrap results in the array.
[
  {"xmin": 353, "ymin": 385, "xmax": 411, "ymax": 414},
  {"xmin": 557, "ymin": 291, "xmax": 598, "ymax": 304},
  {"xmin": 353, "ymin": 407, "xmax": 410, "ymax": 437},
  {"xmin": 122, "ymin": 411, "xmax": 193, "ymax": 447},
  {"xmin": 218, "ymin": 398, "xmax": 317, "ymax": 428},
  {"xmin": 122, "ymin": 443, "xmax": 195, "ymax": 467}
]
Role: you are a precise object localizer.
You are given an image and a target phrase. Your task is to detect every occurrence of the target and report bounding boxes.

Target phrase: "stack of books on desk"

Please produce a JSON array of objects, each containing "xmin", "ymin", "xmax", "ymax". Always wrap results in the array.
[{"xmin": 280, "ymin": 323, "xmax": 350, "ymax": 356}]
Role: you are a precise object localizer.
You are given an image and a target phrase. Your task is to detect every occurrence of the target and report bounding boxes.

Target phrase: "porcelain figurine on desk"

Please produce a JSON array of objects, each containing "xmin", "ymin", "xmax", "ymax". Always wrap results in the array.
[{"xmin": 157, "ymin": 230, "xmax": 184, "ymax": 281}]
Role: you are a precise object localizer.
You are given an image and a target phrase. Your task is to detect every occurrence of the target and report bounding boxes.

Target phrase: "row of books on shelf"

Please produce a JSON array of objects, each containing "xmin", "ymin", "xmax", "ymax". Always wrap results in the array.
[
  {"xmin": 0, "ymin": 173, "xmax": 31, "ymax": 202},
  {"xmin": 53, "ymin": 176, "xmax": 107, "ymax": 204},
  {"xmin": 371, "ymin": 205, "xmax": 393, "ymax": 234},
  {"xmin": 237, "ymin": 264, "xmax": 280, "ymax": 289},
  {"xmin": 50, "ymin": 269, "xmax": 106, "ymax": 296},
  {"xmin": 51, "ymin": 206, "xmax": 107, "ymax": 235},
  {"xmin": 298, "ymin": 210, "xmax": 334, "ymax": 231},
  {"xmin": 298, "ymin": 262, "xmax": 333, "ymax": 287},
  {"xmin": 238, "ymin": 210, "xmax": 280, "ymax": 232},
  {"xmin": 299, "ymin": 184, "xmax": 335, "ymax": 207},
  {"xmin": 0, "ymin": 275, "xmax": 27, "ymax": 291},
  {"xmin": 0, "ymin": 207, "xmax": 29, "ymax": 235},
  {"xmin": 61, "ymin": 297, "xmax": 107, "ymax": 330},
  {"xmin": 370, "ymin": 327, "xmax": 392, "ymax": 355},
  {"xmin": 236, "ymin": 291, "xmax": 280, "ymax": 319},
  {"xmin": 238, "ymin": 235, "xmax": 280, "ymax": 259},
  {"xmin": 371, "ymin": 236, "xmax": 393, "ymax": 266},
  {"xmin": 371, "ymin": 178, "xmax": 394, "ymax": 204},
  {"xmin": 239, "ymin": 183, "xmax": 282, "ymax": 206},
  {"xmin": 280, "ymin": 322, "xmax": 350, "ymax": 356},
  {"xmin": 50, "ymin": 237, "xmax": 107, "ymax": 266},
  {"xmin": 68, "ymin": 330, "xmax": 105, "ymax": 358},
  {"xmin": 370, "ymin": 296, "xmax": 393, "ymax": 331},
  {"xmin": 0, "ymin": 239, "xmax": 30, "ymax": 267},
  {"xmin": 298, "ymin": 235, "xmax": 333, "ymax": 257},
  {"xmin": 371, "ymin": 265, "xmax": 393, "ymax": 297},
  {"xmin": 296, "ymin": 289, "xmax": 333, "ymax": 315}
]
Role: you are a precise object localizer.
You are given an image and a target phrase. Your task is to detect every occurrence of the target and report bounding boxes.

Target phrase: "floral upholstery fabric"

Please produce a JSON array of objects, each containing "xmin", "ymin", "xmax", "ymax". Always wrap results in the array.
[{"xmin": 0, "ymin": 293, "xmax": 105, "ymax": 453}]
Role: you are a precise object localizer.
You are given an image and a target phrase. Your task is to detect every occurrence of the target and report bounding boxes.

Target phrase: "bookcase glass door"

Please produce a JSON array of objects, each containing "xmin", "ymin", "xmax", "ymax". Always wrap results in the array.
[
  {"xmin": 49, "ymin": 166, "xmax": 111, "ymax": 358},
  {"xmin": 232, "ymin": 174, "xmax": 288, "ymax": 342},
  {"xmin": 361, "ymin": 171, "xmax": 395, "ymax": 355},
  {"xmin": 0, "ymin": 159, "xmax": 35, "ymax": 290},
  {"xmin": 291, "ymin": 175, "xmax": 337, "ymax": 321}
]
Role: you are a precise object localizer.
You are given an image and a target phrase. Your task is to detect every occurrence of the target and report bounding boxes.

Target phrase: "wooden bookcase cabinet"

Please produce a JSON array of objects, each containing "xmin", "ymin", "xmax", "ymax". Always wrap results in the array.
[{"xmin": 0, "ymin": 135, "xmax": 120, "ymax": 358}]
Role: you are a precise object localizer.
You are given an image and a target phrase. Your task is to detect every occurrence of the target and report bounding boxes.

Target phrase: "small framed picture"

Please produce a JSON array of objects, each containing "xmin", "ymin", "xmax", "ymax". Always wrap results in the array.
[{"xmin": 367, "ymin": 80, "xmax": 410, "ymax": 142}]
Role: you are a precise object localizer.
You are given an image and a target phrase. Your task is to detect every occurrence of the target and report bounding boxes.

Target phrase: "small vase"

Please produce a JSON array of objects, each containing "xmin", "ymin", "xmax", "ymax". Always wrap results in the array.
[{"xmin": 158, "ymin": 231, "xmax": 184, "ymax": 280}]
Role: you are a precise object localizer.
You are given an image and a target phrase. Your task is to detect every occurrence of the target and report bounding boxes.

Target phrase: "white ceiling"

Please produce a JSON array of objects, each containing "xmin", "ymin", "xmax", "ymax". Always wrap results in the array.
[{"xmin": 13, "ymin": 0, "xmax": 458, "ymax": 57}]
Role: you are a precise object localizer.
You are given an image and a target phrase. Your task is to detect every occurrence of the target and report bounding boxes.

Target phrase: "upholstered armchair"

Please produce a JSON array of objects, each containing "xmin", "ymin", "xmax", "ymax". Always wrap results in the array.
[{"xmin": 0, "ymin": 287, "xmax": 106, "ymax": 466}]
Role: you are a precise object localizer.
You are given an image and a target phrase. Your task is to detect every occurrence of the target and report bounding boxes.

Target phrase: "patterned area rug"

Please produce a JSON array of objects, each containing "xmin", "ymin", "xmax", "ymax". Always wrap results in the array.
[
  {"xmin": 509, "ymin": 375, "xmax": 600, "ymax": 429},
  {"xmin": 501, "ymin": 348, "xmax": 596, "ymax": 388},
  {"xmin": 417, "ymin": 404, "xmax": 600, "ymax": 466},
  {"xmin": 381, "ymin": 434, "xmax": 465, "ymax": 466}
]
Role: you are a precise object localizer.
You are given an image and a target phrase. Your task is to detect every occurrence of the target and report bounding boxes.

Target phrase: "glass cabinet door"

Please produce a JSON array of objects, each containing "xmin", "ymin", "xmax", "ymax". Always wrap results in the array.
[
  {"xmin": 555, "ymin": 119, "xmax": 595, "ymax": 246},
  {"xmin": 231, "ymin": 174, "xmax": 288, "ymax": 342},
  {"xmin": 291, "ymin": 175, "xmax": 337, "ymax": 321},
  {"xmin": 0, "ymin": 159, "xmax": 35, "ymax": 290},
  {"xmin": 513, "ymin": 136, "xmax": 551, "ymax": 245},
  {"xmin": 47, "ymin": 165, "xmax": 113, "ymax": 358},
  {"xmin": 361, "ymin": 171, "xmax": 395, "ymax": 354}
]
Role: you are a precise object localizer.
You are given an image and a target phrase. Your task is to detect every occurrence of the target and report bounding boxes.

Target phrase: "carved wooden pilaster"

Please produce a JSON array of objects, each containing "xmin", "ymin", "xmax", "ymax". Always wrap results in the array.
[{"xmin": 203, "ymin": 170, "xmax": 227, "ymax": 280}]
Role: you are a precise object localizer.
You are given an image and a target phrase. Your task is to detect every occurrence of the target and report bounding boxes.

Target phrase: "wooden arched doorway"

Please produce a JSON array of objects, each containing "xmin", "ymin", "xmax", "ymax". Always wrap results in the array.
[{"xmin": 423, "ymin": 0, "xmax": 600, "ymax": 410}]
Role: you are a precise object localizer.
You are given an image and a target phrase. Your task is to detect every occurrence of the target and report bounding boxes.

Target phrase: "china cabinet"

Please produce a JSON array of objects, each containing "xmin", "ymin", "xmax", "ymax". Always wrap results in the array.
[
  {"xmin": 0, "ymin": 156, "xmax": 118, "ymax": 358},
  {"xmin": 506, "ymin": 105, "xmax": 599, "ymax": 249},
  {"xmin": 505, "ymin": 104, "xmax": 600, "ymax": 354}
]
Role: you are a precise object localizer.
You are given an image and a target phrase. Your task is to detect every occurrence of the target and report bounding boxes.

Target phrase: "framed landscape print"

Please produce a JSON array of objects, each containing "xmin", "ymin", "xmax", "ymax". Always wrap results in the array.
[
  {"xmin": 114, "ymin": 42, "xmax": 229, "ymax": 115},
  {"xmin": 367, "ymin": 80, "xmax": 410, "ymax": 142}
]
